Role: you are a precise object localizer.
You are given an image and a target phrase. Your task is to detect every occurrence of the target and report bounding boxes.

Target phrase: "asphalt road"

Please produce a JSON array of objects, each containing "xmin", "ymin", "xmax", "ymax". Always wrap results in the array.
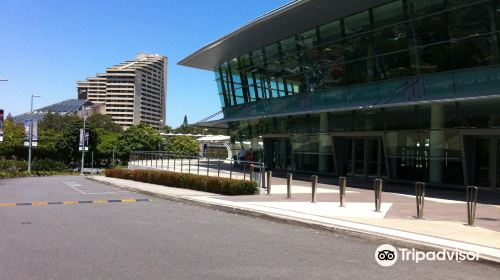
[{"xmin": 0, "ymin": 176, "xmax": 498, "ymax": 280}]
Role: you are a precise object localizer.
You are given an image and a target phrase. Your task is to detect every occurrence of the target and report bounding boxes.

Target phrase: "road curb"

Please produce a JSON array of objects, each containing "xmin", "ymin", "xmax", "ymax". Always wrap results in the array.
[{"xmin": 87, "ymin": 176, "xmax": 500, "ymax": 265}]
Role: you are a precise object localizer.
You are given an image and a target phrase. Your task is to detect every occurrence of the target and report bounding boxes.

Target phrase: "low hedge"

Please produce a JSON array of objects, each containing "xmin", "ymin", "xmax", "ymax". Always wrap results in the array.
[
  {"xmin": 0, "ymin": 160, "xmax": 28, "ymax": 172},
  {"xmin": 32, "ymin": 160, "xmax": 68, "ymax": 172},
  {"xmin": 105, "ymin": 168, "xmax": 259, "ymax": 196},
  {"xmin": 0, "ymin": 159, "xmax": 68, "ymax": 172},
  {"xmin": 0, "ymin": 170, "xmax": 77, "ymax": 179}
]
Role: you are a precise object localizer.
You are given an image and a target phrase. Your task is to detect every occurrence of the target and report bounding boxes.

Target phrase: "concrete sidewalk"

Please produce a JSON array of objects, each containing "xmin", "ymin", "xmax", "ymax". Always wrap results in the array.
[{"xmin": 89, "ymin": 175, "xmax": 500, "ymax": 263}]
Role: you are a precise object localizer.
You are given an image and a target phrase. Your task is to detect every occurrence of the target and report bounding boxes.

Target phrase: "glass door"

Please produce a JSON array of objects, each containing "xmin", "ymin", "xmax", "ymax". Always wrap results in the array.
[
  {"xmin": 354, "ymin": 139, "xmax": 365, "ymax": 176},
  {"xmin": 272, "ymin": 140, "xmax": 280, "ymax": 170},
  {"xmin": 338, "ymin": 137, "xmax": 386, "ymax": 178},
  {"xmin": 474, "ymin": 138, "xmax": 490, "ymax": 187},
  {"xmin": 272, "ymin": 138, "xmax": 291, "ymax": 172},
  {"xmin": 366, "ymin": 138, "xmax": 379, "ymax": 178},
  {"xmin": 497, "ymin": 140, "xmax": 500, "ymax": 190},
  {"xmin": 344, "ymin": 139, "xmax": 353, "ymax": 176}
]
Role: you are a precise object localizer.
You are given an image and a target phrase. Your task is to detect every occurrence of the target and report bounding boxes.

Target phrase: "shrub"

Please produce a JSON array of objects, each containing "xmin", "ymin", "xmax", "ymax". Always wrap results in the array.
[
  {"xmin": 105, "ymin": 168, "xmax": 258, "ymax": 196},
  {"xmin": 163, "ymin": 136, "xmax": 200, "ymax": 155},
  {"xmin": 32, "ymin": 160, "xmax": 68, "ymax": 172},
  {"xmin": 0, "ymin": 170, "xmax": 76, "ymax": 179},
  {"xmin": 0, "ymin": 159, "xmax": 68, "ymax": 172},
  {"xmin": 0, "ymin": 160, "xmax": 28, "ymax": 172}
]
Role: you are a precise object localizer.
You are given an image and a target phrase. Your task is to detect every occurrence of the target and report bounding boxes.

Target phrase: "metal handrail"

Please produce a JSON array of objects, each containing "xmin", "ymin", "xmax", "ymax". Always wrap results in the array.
[{"xmin": 128, "ymin": 151, "xmax": 267, "ymax": 189}]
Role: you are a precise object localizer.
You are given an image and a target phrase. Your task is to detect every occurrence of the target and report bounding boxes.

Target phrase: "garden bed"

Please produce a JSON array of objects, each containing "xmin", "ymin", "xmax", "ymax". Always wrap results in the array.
[{"xmin": 105, "ymin": 168, "xmax": 258, "ymax": 196}]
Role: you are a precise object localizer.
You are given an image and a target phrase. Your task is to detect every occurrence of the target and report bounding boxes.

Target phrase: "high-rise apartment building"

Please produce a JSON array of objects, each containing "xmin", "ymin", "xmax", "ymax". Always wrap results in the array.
[
  {"xmin": 77, "ymin": 53, "xmax": 167, "ymax": 130},
  {"xmin": 77, "ymin": 74, "xmax": 106, "ymax": 103}
]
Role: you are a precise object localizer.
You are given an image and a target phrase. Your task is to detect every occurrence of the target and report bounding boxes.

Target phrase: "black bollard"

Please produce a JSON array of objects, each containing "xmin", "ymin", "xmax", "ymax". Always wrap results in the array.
[
  {"xmin": 374, "ymin": 179, "xmax": 383, "ymax": 212},
  {"xmin": 415, "ymin": 182, "xmax": 425, "ymax": 219},
  {"xmin": 286, "ymin": 173, "xmax": 293, "ymax": 199},
  {"xmin": 311, "ymin": 175, "xmax": 318, "ymax": 203},
  {"xmin": 266, "ymin": 171, "xmax": 272, "ymax": 195},
  {"xmin": 339, "ymin": 176, "xmax": 346, "ymax": 207},
  {"xmin": 466, "ymin": 186, "xmax": 479, "ymax": 226}
]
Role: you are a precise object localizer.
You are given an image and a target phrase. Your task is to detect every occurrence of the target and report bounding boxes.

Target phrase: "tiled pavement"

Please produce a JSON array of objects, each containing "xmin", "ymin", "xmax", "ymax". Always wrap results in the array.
[{"xmin": 129, "ymin": 161, "xmax": 500, "ymax": 231}]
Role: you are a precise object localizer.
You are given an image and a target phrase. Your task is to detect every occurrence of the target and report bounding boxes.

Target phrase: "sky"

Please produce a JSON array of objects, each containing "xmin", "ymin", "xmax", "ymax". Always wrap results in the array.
[{"xmin": 0, "ymin": 0, "xmax": 290, "ymax": 127}]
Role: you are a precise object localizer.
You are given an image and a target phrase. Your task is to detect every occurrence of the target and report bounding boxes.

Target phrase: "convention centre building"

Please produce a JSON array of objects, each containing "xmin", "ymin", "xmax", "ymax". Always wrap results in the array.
[{"xmin": 180, "ymin": 0, "xmax": 500, "ymax": 191}]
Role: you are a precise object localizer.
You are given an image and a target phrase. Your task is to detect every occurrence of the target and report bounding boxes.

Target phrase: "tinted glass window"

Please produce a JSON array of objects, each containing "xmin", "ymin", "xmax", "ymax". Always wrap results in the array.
[
  {"xmin": 282, "ymin": 55, "xmax": 300, "ymax": 74},
  {"xmin": 409, "ymin": 14, "xmax": 449, "ymax": 46},
  {"xmin": 318, "ymin": 42, "xmax": 346, "ymax": 86},
  {"xmin": 238, "ymin": 54, "xmax": 251, "ymax": 69},
  {"xmin": 252, "ymin": 49, "xmax": 264, "ymax": 66},
  {"xmin": 344, "ymin": 34, "xmax": 371, "ymax": 61},
  {"xmin": 373, "ymin": 0, "xmax": 404, "ymax": 27},
  {"xmin": 297, "ymin": 29, "xmax": 318, "ymax": 49},
  {"xmin": 448, "ymin": 0, "xmax": 484, "ymax": 7},
  {"xmin": 449, "ymin": 4, "xmax": 491, "ymax": 40},
  {"xmin": 264, "ymin": 43, "xmax": 280, "ymax": 61},
  {"xmin": 406, "ymin": 0, "xmax": 444, "ymax": 18},
  {"xmin": 280, "ymin": 36, "xmax": 296, "ymax": 56},
  {"xmin": 453, "ymin": 35, "xmax": 495, "ymax": 68},
  {"xmin": 419, "ymin": 43, "xmax": 453, "ymax": 73},
  {"xmin": 319, "ymin": 20, "xmax": 342, "ymax": 42},
  {"xmin": 372, "ymin": 24, "xmax": 408, "ymax": 55},
  {"xmin": 373, "ymin": 51, "xmax": 411, "ymax": 80},
  {"xmin": 293, "ymin": 134, "xmax": 320, "ymax": 152},
  {"xmin": 346, "ymin": 60, "xmax": 368, "ymax": 84},
  {"xmin": 344, "ymin": 11, "xmax": 371, "ymax": 36}
]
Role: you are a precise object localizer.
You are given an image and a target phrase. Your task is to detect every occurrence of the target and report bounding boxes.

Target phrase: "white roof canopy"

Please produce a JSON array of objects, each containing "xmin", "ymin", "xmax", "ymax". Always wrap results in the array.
[{"xmin": 197, "ymin": 135, "xmax": 231, "ymax": 142}]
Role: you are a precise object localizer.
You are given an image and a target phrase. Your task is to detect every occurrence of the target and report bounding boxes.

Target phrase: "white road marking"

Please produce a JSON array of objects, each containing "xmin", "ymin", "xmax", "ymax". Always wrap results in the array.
[
  {"xmin": 85, "ymin": 191, "xmax": 129, "ymax": 194},
  {"xmin": 63, "ymin": 181, "xmax": 129, "ymax": 195},
  {"xmin": 63, "ymin": 181, "xmax": 87, "ymax": 194}
]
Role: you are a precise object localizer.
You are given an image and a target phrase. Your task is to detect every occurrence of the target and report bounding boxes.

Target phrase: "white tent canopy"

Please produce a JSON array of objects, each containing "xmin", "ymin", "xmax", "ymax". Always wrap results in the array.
[
  {"xmin": 197, "ymin": 135, "xmax": 232, "ymax": 159},
  {"xmin": 196, "ymin": 135, "xmax": 231, "ymax": 142},
  {"xmin": 161, "ymin": 133, "xmax": 206, "ymax": 137}
]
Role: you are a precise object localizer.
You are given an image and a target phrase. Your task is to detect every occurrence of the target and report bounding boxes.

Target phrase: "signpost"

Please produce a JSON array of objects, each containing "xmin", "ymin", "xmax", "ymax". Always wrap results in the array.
[
  {"xmin": 27, "ymin": 94, "xmax": 41, "ymax": 173},
  {"xmin": 0, "ymin": 109, "xmax": 4, "ymax": 142},
  {"xmin": 80, "ymin": 107, "xmax": 90, "ymax": 175},
  {"xmin": 24, "ymin": 120, "xmax": 38, "ymax": 147},
  {"xmin": 79, "ymin": 128, "xmax": 89, "ymax": 152}
]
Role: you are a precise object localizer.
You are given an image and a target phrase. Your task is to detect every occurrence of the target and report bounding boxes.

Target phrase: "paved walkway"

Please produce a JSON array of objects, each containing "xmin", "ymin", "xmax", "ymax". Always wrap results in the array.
[
  {"xmin": 90, "ymin": 175, "xmax": 500, "ymax": 262},
  {"xmin": 129, "ymin": 160, "xmax": 500, "ymax": 230}
]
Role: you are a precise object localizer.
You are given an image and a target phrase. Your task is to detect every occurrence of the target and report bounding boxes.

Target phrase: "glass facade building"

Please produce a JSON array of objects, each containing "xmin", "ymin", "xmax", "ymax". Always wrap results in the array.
[{"xmin": 180, "ymin": 0, "xmax": 500, "ymax": 191}]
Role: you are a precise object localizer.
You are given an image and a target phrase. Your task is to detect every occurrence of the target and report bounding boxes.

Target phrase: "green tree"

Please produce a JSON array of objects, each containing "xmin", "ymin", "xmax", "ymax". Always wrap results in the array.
[
  {"xmin": 38, "ymin": 111, "xmax": 80, "ymax": 132},
  {"xmin": 172, "ymin": 125, "xmax": 194, "ymax": 134},
  {"xmin": 163, "ymin": 125, "xmax": 173, "ymax": 133},
  {"xmin": 35, "ymin": 128, "xmax": 63, "ymax": 161},
  {"xmin": 87, "ymin": 114, "xmax": 122, "ymax": 133},
  {"xmin": 34, "ymin": 112, "xmax": 79, "ymax": 162},
  {"xmin": 56, "ymin": 120, "xmax": 98, "ymax": 165},
  {"xmin": 164, "ymin": 136, "xmax": 200, "ymax": 155},
  {"xmin": 0, "ymin": 119, "xmax": 24, "ymax": 159},
  {"xmin": 116, "ymin": 124, "xmax": 162, "ymax": 162},
  {"xmin": 96, "ymin": 129, "xmax": 120, "ymax": 166}
]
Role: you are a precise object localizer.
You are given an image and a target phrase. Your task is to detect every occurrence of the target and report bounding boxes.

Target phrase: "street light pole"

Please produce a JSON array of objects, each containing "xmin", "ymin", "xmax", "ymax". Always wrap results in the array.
[
  {"xmin": 28, "ymin": 94, "xmax": 40, "ymax": 174},
  {"xmin": 80, "ymin": 108, "xmax": 89, "ymax": 175}
]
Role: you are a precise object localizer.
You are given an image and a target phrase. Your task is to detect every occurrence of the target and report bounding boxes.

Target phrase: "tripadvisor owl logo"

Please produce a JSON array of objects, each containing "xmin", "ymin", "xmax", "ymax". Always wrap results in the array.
[
  {"xmin": 375, "ymin": 244, "xmax": 398, "ymax": 267},
  {"xmin": 375, "ymin": 244, "xmax": 480, "ymax": 267}
]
